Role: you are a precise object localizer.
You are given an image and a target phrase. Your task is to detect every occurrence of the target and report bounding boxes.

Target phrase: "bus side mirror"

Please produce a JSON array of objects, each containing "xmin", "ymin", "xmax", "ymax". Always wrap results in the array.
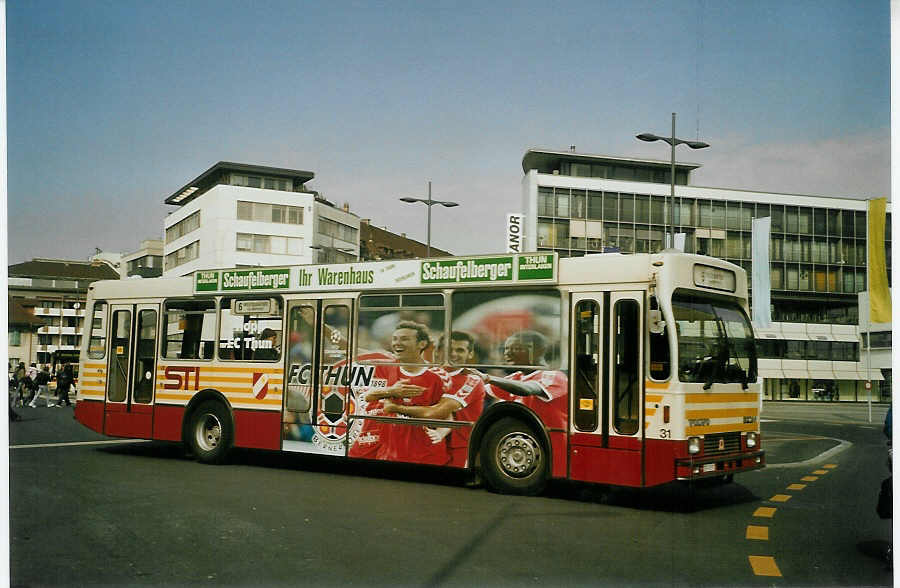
[{"xmin": 648, "ymin": 309, "xmax": 666, "ymax": 335}]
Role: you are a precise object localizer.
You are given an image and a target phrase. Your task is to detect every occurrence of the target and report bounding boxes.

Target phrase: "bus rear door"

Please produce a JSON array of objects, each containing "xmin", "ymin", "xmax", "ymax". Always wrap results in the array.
[
  {"xmin": 103, "ymin": 303, "xmax": 158, "ymax": 439},
  {"xmin": 569, "ymin": 292, "xmax": 644, "ymax": 486}
]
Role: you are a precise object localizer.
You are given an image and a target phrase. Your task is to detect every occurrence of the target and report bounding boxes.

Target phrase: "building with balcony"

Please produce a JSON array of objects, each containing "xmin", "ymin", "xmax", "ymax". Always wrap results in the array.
[
  {"xmin": 162, "ymin": 162, "xmax": 360, "ymax": 276},
  {"xmin": 8, "ymin": 258, "xmax": 121, "ymax": 366},
  {"xmin": 521, "ymin": 148, "xmax": 891, "ymax": 402}
]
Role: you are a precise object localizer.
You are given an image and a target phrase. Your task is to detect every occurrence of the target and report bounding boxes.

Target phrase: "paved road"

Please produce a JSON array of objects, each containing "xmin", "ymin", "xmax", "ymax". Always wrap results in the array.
[{"xmin": 8, "ymin": 402, "xmax": 893, "ymax": 586}]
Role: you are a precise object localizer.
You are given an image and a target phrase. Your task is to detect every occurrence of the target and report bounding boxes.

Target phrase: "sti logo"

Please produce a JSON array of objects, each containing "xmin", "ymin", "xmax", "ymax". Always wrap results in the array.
[{"xmin": 163, "ymin": 366, "xmax": 200, "ymax": 391}]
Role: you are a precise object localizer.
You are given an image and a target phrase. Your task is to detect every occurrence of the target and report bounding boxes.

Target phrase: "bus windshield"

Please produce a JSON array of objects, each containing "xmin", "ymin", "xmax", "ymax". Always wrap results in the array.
[{"xmin": 672, "ymin": 292, "xmax": 757, "ymax": 387}]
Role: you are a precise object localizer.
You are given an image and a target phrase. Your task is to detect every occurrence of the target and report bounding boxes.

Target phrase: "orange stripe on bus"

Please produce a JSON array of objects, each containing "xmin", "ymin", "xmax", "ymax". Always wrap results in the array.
[
  {"xmin": 646, "ymin": 394, "xmax": 664, "ymax": 403},
  {"xmin": 685, "ymin": 393, "xmax": 759, "ymax": 404},
  {"xmin": 685, "ymin": 408, "xmax": 759, "ymax": 419},
  {"xmin": 157, "ymin": 365, "xmax": 282, "ymax": 374},
  {"xmin": 645, "ymin": 381, "xmax": 669, "ymax": 390},
  {"xmin": 645, "ymin": 408, "xmax": 657, "ymax": 416}
]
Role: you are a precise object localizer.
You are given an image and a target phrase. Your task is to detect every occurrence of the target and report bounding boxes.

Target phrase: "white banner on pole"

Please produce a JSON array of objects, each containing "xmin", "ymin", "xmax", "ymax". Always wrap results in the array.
[
  {"xmin": 506, "ymin": 213, "xmax": 524, "ymax": 253},
  {"xmin": 751, "ymin": 216, "xmax": 772, "ymax": 327}
]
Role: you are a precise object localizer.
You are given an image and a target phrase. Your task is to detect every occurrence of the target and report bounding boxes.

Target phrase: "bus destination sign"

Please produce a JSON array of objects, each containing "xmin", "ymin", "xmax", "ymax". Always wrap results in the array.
[{"xmin": 193, "ymin": 253, "xmax": 556, "ymax": 294}]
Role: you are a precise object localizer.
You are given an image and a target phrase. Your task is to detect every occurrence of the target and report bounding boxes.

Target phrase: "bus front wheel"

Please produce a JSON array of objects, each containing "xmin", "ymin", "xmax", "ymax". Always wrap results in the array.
[
  {"xmin": 188, "ymin": 401, "xmax": 233, "ymax": 464},
  {"xmin": 481, "ymin": 418, "xmax": 548, "ymax": 496}
]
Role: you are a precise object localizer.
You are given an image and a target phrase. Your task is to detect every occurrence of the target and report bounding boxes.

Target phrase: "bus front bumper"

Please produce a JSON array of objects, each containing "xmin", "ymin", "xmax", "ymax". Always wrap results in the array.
[{"xmin": 675, "ymin": 451, "xmax": 765, "ymax": 480}]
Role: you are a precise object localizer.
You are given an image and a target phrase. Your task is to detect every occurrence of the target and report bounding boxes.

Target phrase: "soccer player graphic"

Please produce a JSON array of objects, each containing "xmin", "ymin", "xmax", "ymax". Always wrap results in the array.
[
  {"xmin": 475, "ymin": 330, "xmax": 568, "ymax": 430},
  {"xmin": 384, "ymin": 330, "xmax": 486, "ymax": 468},
  {"xmin": 348, "ymin": 320, "xmax": 451, "ymax": 465}
]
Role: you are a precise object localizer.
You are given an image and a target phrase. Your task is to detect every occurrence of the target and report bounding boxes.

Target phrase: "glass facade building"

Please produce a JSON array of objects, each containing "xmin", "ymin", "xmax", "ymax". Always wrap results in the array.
[{"xmin": 521, "ymin": 149, "xmax": 891, "ymax": 402}]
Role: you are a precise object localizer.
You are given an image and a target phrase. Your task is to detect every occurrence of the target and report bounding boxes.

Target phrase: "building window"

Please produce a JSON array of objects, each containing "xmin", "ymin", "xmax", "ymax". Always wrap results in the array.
[
  {"xmin": 9, "ymin": 331, "xmax": 21, "ymax": 346},
  {"xmin": 230, "ymin": 174, "xmax": 292, "ymax": 192},
  {"xmin": 236, "ymin": 201, "xmax": 304, "ymax": 225},
  {"xmin": 236, "ymin": 233, "xmax": 303, "ymax": 255},
  {"xmin": 318, "ymin": 218, "xmax": 358, "ymax": 243},
  {"xmin": 165, "ymin": 240, "xmax": 200, "ymax": 270},
  {"xmin": 165, "ymin": 211, "xmax": 201, "ymax": 244}
]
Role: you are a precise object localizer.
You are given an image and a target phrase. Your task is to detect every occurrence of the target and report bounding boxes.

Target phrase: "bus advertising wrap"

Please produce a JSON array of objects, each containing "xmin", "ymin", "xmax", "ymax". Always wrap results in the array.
[{"xmin": 193, "ymin": 253, "xmax": 556, "ymax": 294}]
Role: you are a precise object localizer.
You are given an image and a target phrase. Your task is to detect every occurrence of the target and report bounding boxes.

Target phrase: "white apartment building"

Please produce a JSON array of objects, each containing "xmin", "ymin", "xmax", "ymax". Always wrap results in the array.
[{"xmin": 163, "ymin": 162, "xmax": 360, "ymax": 277}]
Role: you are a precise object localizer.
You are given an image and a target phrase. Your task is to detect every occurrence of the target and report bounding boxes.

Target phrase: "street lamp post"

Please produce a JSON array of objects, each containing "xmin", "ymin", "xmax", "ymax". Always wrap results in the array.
[
  {"xmin": 399, "ymin": 181, "xmax": 459, "ymax": 257},
  {"xmin": 637, "ymin": 113, "xmax": 709, "ymax": 249}
]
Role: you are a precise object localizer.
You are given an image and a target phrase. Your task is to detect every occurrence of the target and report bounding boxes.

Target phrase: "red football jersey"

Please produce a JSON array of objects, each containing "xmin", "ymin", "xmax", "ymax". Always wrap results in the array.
[
  {"xmin": 376, "ymin": 366, "xmax": 451, "ymax": 465},
  {"xmin": 487, "ymin": 370, "xmax": 569, "ymax": 430},
  {"xmin": 347, "ymin": 352, "xmax": 397, "ymax": 459},
  {"xmin": 444, "ymin": 369, "xmax": 486, "ymax": 467}
]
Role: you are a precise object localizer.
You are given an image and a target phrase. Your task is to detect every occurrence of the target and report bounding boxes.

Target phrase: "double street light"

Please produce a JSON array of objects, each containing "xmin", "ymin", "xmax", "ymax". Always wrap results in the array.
[
  {"xmin": 399, "ymin": 181, "xmax": 459, "ymax": 257},
  {"xmin": 637, "ymin": 112, "xmax": 709, "ymax": 249}
]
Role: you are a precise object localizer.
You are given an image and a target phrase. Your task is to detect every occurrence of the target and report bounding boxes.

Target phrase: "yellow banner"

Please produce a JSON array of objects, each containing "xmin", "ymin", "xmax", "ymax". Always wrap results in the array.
[{"xmin": 867, "ymin": 197, "xmax": 891, "ymax": 324}]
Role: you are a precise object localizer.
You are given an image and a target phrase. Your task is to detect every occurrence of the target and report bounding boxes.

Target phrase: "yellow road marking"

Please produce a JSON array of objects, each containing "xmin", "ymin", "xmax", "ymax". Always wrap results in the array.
[
  {"xmin": 746, "ymin": 526, "xmax": 769, "ymax": 540},
  {"xmin": 787, "ymin": 484, "xmax": 806, "ymax": 490},
  {"xmin": 812, "ymin": 469, "xmax": 828, "ymax": 475},
  {"xmin": 753, "ymin": 507, "xmax": 776, "ymax": 518},
  {"xmin": 801, "ymin": 476, "xmax": 819, "ymax": 482},
  {"xmin": 748, "ymin": 556, "xmax": 782, "ymax": 577},
  {"xmin": 770, "ymin": 494, "xmax": 792, "ymax": 503},
  {"xmin": 823, "ymin": 464, "xmax": 837, "ymax": 469}
]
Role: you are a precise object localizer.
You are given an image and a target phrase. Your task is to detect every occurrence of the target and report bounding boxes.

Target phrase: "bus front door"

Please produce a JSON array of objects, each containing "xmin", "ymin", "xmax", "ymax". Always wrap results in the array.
[
  {"xmin": 104, "ymin": 303, "xmax": 159, "ymax": 439},
  {"xmin": 569, "ymin": 292, "xmax": 644, "ymax": 486},
  {"xmin": 282, "ymin": 298, "xmax": 354, "ymax": 455}
]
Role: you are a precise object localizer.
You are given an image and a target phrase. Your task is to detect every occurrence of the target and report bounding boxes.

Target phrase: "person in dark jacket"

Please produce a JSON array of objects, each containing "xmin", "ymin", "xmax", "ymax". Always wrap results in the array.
[{"xmin": 56, "ymin": 363, "xmax": 74, "ymax": 407}]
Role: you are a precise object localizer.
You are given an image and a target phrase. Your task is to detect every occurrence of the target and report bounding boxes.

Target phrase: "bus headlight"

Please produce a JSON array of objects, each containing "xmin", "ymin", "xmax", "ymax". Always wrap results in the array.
[
  {"xmin": 688, "ymin": 437, "xmax": 701, "ymax": 454},
  {"xmin": 746, "ymin": 432, "xmax": 758, "ymax": 449}
]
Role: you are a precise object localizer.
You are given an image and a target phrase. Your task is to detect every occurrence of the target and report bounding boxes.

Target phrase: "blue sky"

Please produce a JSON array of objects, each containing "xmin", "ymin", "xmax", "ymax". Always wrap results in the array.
[{"xmin": 6, "ymin": 0, "xmax": 890, "ymax": 263}]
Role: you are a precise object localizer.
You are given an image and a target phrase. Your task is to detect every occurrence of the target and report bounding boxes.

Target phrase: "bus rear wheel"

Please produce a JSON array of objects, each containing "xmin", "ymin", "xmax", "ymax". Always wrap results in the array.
[
  {"xmin": 188, "ymin": 401, "xmax": 233, "ymax": 464},
  {"xmin": 481, "ymin": 418, "xmax": 548, "ymax": 496}
]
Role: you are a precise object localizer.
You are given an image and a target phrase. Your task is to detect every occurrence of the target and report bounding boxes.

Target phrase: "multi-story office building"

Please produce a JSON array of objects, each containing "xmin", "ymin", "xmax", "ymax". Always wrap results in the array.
[
  {"xmin": 162, "ymin": 162, "xmax": 360, "ymax": 276},
  {"xmin": 8, "ymin": 258, "xmax": 121, "ymax": 367},
  {"xmin": 521, "ymin": 148, "xmax": 891, "ymax": 402}
]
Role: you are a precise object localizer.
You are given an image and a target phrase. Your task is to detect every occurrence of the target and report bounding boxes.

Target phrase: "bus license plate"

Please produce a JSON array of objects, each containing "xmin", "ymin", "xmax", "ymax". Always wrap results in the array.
[{"xmin": 703, "ymin": 463, "xmax": 716, "ymax": 473}]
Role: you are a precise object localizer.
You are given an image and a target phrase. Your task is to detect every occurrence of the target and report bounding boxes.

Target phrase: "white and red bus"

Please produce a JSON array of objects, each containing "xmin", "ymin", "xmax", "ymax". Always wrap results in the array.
[{"xmin": 75, "ymin": 251, "xmax": 763, "ymax": 495}]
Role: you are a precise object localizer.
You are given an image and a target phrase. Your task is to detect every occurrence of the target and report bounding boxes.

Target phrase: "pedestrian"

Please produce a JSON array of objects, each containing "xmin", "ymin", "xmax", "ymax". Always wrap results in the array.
[
  {"xmin": 26, "ymin": 363, "xmax": 38, "ymax": 404},
  {"xmin": 56, "ymin": 363, "xmax": 74, "ymax": 407},
  {"xmin": 13, "ymin": 362, "xmax": 26, "ymax": 407},
  {"xmin": 29, "ymin": 365, "xmax": 56, "ymax": 408}
]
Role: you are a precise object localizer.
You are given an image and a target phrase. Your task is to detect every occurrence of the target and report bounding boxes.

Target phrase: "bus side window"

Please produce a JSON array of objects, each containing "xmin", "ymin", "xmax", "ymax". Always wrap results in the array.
[
  {"xmin": 162, "ymin": 299, "xmax": 216, "ymax": 360},
  {"xmin": 218, "ymin": 297, "xmax": 284, "ymax": 362},
  {"xmin": 648, "ymin": 296, "xmax": 670, "ymax": 381},
  {"xmin": 87, "ymin": 301, "xmax": 108, "ymax": 359},
  {"xmin": 573, "ymin": 300, "xmax": 599, "ymax": 432},
  {"xmin": 614, "ymin": 299, "xmax": 640, "ymax": 435}
]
